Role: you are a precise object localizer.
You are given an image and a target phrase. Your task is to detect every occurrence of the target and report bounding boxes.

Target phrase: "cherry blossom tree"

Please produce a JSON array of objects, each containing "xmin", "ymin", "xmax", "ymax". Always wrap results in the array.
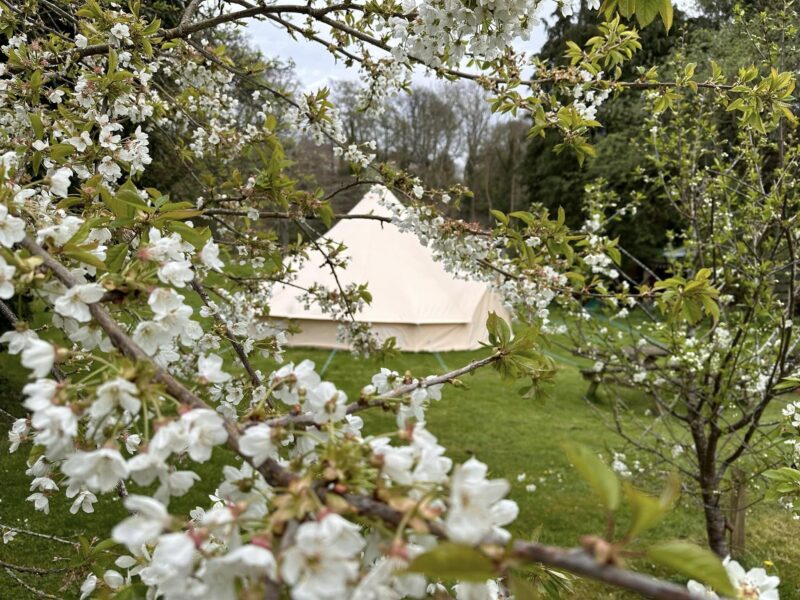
[
  {"xmin": 555, "ymin": 3, "xmax": 800, "ymax": 559},
  {"xmin": 0, "ymin": 0, "xmax": 794, "ymax": 598}
]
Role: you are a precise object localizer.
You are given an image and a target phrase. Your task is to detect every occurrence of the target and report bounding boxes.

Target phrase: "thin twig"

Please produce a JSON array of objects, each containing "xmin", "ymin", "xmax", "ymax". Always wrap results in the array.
[
  {"xmin": 2, "ymin": 568, "xmax": 61, "ymax": 599},
  {"xmin": 0, "ymin": 524, "xmax": 73, "ymax": 545},
  {"xmin": 203, "ymin": 209, "xmax": 392, "ymax": 224},
  {"xmin": 189, "ymin": 278, "xmax": 268, "ymax": 399},
  {"xmin": 0, "ymin": 560, "xmax": 68, "ymax": 575},
  {"xmin": 265, "ymin": 351, "xmax": 504, "ymax": 428}
]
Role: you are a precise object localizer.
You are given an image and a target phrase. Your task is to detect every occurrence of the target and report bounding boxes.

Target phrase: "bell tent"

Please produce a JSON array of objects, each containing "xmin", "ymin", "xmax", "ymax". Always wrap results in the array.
[{"xmin": 268, "ymin": 187, "xmax": 510, "ymax": 352}]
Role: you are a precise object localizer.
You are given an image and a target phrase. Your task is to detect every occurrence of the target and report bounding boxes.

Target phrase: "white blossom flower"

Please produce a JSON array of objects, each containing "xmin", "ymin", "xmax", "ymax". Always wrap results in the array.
[
  {"xmin": 203, "ymin": 544, "xmax": 278, "ymax": 599},
  {"xmin": 109, "ymin": 23, "xmax": 131, "ymax": 46},
  {"xmin": 36, "ymin": 215, "xmax": 84, "ymax": 247},
  {"xmin": 91, "ymin": 377, "xmax": 141, "ymax": 418},
  {"xmin": 305, "ymin": 381, "xmax": 348, "ymax": 424},
  {"xmin": 239, "ymin": 424, "xmax": 278, "ymax": 467},
  {"xmin": 68, "ymin": 131, "xmax": 93, "ymax": 152},
  {"xmin": 157, "ymin": 260, "xmax": 194, "ymax": 287},
  {"xmin": 272, "ymin": 360, "xmax": 321, "ymax": 405},
  {"xmin": 47, "ymin": 88, "xmax": 65, "ymax": 103},
  {"xmin": 181, "ymin": 408, "xmax": 228, "ymax": 462},
  {"xmin": 133, "ymin": 320, "xmax": 171, "ymax": 355},
  {"xmin": 67, "ymin": 484, "xmax": 98, "ymax": 514},
  {"xmin": 0, "ymin": 328, "xmax": 38, "ymax": 354},
  {"xmin": 197, "ymin": 353, "xmax": 231, "ymax": 384},
  {"xmin": 26, "ymin": 492, "xmax": 50, "ymax": 514},
  {"xmin": 724, "ymin": 557, "xmax": 779, "ymax": 599},
  {"xmin": 62, "ymin": 448, "xmax": 129, "ymax": 492},
  {"xmin": 48, "ymin": 167, "xmax": 73, "ymax": 198},
  {"xmin": 0, "ymin": 256, "xmax": 15, "ymax": 299},
  {"xmin": 199, "ymin": 239, "xmax": 224, "ymax": 271},
  {"xmin": 371, "ymin": 368, "xmax": 399, "ymax": 394},
  {"xmin": 79, "ymin": 573, "xmax": 97, "ymax": 600},
  {"xmin": 687, "ymin": 579, "xmax": 719, "ymax": 598},
  {"xmin": 8, "ymin": 418, "xmax": 29, "ymax": 452},
  {"xmin": 112, "ymin": 495, "xmax": 171, "ymax": 551},
  {"xmin": 148, "ymin": 287, "xmax": 185, "ymax": 316},
  {"xmin": 687, "ymin": 557, "xmax": 780, "ymax": 599},
  {"xmin": 154, "ymin": 469, "xmax": 200, "ymax": 503},
  {"xmin": 147, "ymin": 421, "xmax": 189, "ymax": 462},
  {"xmin": 281, "ymin": 514, "xmax": 366, "ymax": 600},
  {"xmin": 98, "ymin": 156, "xmax": 122, "ymax": 181},
  {"xmin": 21, "ymin": 339, "xmax": 56, "ymax": 377},
  {"xmin": 54, "ymin": 283, "xmax": 105, "ymax": 322},
  {"xmin": 138, "ymin": 533, "xmax": 196, "ymax": 597},
  {"xmin": 104, "ymin": 569, "xmax": 125, "ymax": 589},
  {"xmin": 23, "ymin": 378, "xmax": 59, "ymax": 411},
  {"xmin": 0, "ymin": 204, "xmax": 26, "ymax": 247},
  {"xmin": 31, "ymin": 404, "xmax": 77, "ymax": 459},
  {"xmin": 124, "ymin": 433, "xmax": 141, "ymax": 454},
  {"xmin": 454, "ymin": 579, "xmax": 503, "ymax": 600},
  {"xmin": 445, "ymin": 458, "xmax": 518, "ymax": 545}
]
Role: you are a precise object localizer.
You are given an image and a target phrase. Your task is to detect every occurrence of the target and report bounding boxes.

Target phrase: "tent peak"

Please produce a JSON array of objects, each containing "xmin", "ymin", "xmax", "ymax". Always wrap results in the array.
[{"xmin": 350, "ymin": 185, "xmax": 403, "ymax": 218}]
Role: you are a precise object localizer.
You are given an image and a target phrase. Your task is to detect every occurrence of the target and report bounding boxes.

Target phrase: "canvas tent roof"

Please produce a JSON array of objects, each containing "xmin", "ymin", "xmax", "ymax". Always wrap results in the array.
[{"xmin": 268, "ymin": 187, "xmax": 510, "ymax": 351}]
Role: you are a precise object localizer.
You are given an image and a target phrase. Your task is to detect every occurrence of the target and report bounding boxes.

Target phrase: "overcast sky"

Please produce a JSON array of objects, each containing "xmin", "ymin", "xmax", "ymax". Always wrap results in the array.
[{"xmin": 245, "ymin": 0, "xmax": 699, "ymax": 90}]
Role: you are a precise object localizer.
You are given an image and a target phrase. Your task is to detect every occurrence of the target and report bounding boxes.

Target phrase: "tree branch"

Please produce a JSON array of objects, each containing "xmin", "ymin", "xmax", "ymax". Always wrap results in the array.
[
  {"xmin": 204, "ymin": 209, "xmax": 392, "ymax": 224},
  {"xmin": 511, "ymin": 542, "xmax": 694, "ymax": 600},
  {"xmin": 75, "ymin": 4, "xmax": 360, "ymax": 59},
  {"xmin": 265, "ymin": 351, "xmax": 504, "ymax": 428}
]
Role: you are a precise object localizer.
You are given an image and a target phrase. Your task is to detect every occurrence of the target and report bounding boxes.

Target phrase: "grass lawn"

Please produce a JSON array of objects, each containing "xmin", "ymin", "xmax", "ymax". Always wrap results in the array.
[{"xmin": 1, "ymin": 346, "xmax": 799, "ymax": 598}]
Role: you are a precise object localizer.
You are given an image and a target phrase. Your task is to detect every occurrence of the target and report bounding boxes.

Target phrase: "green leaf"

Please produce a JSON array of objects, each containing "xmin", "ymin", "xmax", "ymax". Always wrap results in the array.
[
  {"xmin": 618, "ymin": 0, "xmax": 636, "ymax": 18},
  {"xmin": 318, "ymin": 203, "xmax": 334, "ymax": 229},
  {"xmin": 105, "ymin": 243, "xmax": 129, "ymax": 273},
  {"xmin": 634, "ymin": 0, "xmax": 660, "ymax": 27},
  {"xmin": 623, "ymin": 473, "xmax": 679, "ymax": 539},
  {"xmin": 117, "ymin": 188, "xmax": 154, "ymax": 212},
  {"xmin": 647, "ymin": 542, "xmax": 735, "ymax": 597},
  {"xmin": 562, "ymin": 443, "xmax": 620, "ymax": 511},
  {"xmin": 90, "ymin": 537, "xmax": 120, "ymax": 555},
  {"xmin": 763, "ymin": 467, "xmax": 800, "ymax": 483},
  {"xmin": 29, "ymin": 113, "xmax": 44, "ymax": 140},
  {"xmin": 154, "ymin": 209, "xmax": 203, "ymax": 222},
  {"xmin": 49, "ymin": 143, "xmax": 75, "ymax": 162},
  {"xmin": 406, "ymin": 543, "xmax": 495, "ymax": 583},
  {"xmin": 490, "ymin": 210, "xmax": 509, "ymax": 226},
  {"xmin": 775, "ymin": 377, "xmax": 800, "ymax": 391},
  {"xmin": 486, "ymin": 311, "xmax": 512, "ymax": 347},
  {"xmin": 63, "ymin": 248, "xmax": 107, "ymax": 271},
  {"xmin": 164, "ymin": 221, "xmax": 211, "ymax": 250},
  {"xmin": 659, "ymin": 0, "xmax": 673, "ymax": 31},
  {"xmin": 763, "ymin": 467, "xmax": 800, "ymax": 500}
]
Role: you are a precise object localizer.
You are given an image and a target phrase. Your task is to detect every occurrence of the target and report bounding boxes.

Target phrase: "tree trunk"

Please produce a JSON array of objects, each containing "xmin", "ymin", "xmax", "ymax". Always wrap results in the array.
[
  {"xmin": 728, "ymin": 469, "xmax": 747, "ymax": 559},
  {"xmin": 701, "ymin": 485, "xmax": 729, "ymax": 557}
]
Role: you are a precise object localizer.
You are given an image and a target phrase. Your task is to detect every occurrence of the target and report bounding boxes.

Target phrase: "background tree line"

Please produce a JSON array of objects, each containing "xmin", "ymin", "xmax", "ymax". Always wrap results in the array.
[{"xmin": 285, "ymin": 0, "xmax": 787, "ymax": 274}]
